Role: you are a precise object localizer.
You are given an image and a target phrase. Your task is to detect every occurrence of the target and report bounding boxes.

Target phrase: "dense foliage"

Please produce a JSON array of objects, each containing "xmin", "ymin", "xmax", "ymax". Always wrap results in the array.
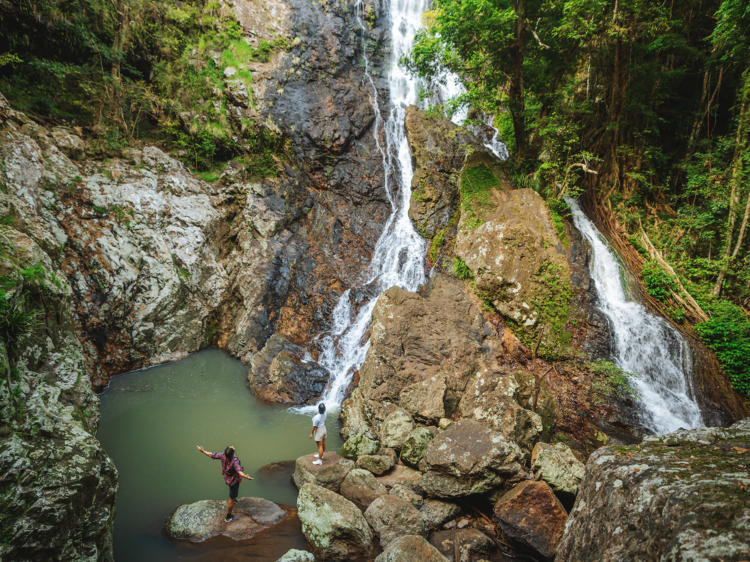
[{"xmin": 407, "ymin": 0, "xmax": 750, "ymax": 394}]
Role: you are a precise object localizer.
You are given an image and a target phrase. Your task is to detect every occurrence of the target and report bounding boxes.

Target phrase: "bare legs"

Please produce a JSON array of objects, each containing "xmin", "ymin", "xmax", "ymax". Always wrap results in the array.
[
  {"xmin": 317, "ymin": 436, "xmax": 326, "ymax": 460},
  {"xmin": 227, "ymin": 497, "xmax": 235, "ymax": 517}
]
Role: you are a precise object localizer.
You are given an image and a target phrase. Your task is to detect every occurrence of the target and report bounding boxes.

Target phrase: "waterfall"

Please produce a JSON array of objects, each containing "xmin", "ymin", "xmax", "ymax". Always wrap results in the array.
[
  {"xmin": 565, "ymin": 198, "xmax": 703, "ymax": 434},
  {"xmin": 296, "ymin": 0, "xmax": 433, "ymax": 413}
]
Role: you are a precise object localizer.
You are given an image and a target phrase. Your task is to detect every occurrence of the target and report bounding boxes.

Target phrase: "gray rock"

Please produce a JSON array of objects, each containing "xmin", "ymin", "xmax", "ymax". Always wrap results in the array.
[
  {"xmin": 381, "ymin": 409, "xmax": 416, "ymax": 450},
  {"xmin": 165, "ymin": 497, "xmax": 286, "ymax": 542},
  {"xmin": 276, "ymin": 549, "xmax": 315, "ymax": 562},
  {"xmin": 420, "ymin": 419, "xmax": 523, "ymax": 497},
  {"xmin": 375, "ymin": 535, "xmax": 450, "ymax": 562},
  {"xmin": 340, "ymin": 468, "xmax": 388, "ymax": 506},
  {"xmin": 293, "ymin": 453, "xmax": 355, "ymax": 493},
  {"xmin": 399, "ymin": 375, "xmax": 447, "ymax": 424},
  {"xmin": 357, "ymin": 453, "xmax": 394, "ymax": 475},
  {"xmin": 225, "ymin": 79, "xmax": 251, "ymax": 107},
  {"xmin": 531, "ymin": 441, "xmax": 585, "ymax": 496},
  {"xmin": 297, "ymin": 483, "xmax": 373, "ymax": 561},
  {"xmin": 420, "ymin": 499, "xmax": 462, "ymax": 530},
  {"xmin": 364, "ymin": 495, "xmax": 428, "ymax": 547},
  {"xmin": 429, "ymin": 529, "xmax": 494, "ymax": 562},
  {"xmin": 376, "ymin": 464, "xmax": 424, "ymax": 495},
  {"xmin": 557, "ymin": 419, "xmax": 750, "ymax": 562},
  {"xmin": 340, "ymin": 433, "xmax": 381, "ymax": 460},
  {"xmin": 400, "ymin": 426, "xmax": 436, "ymax": 468},
  {"xmin": 390, "ymin": 484, "xmax": 423, "ymax": 509}
]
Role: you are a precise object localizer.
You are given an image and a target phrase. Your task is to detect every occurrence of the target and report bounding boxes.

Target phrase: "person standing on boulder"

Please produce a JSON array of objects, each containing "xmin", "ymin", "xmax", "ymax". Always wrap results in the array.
[
  {"xmin": 309, "ymin": 403, "xmax": 327, "ymax": 465},
  {"xmin": 197, "ymin": 445, "xmax": 253, "ymax": 522}
]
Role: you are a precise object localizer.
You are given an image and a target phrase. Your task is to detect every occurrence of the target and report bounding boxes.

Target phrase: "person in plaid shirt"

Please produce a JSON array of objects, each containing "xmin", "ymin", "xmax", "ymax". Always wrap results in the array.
[{"xmin": 197, "ymin": 445, "xmax": 253, "ymax": 522}]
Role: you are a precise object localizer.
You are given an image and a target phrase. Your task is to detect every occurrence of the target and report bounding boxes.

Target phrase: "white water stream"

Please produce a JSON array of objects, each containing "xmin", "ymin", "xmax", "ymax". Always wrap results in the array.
[{"xmin": 566, "ymin": 198, "xmax": 703, "ymax": 434}]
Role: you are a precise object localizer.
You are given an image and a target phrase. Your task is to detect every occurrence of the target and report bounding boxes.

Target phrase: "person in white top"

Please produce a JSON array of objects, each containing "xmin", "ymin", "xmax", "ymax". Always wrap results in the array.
[{"xmin": 309, "ymin": 403, "xmax": 327, "ymax": 465}]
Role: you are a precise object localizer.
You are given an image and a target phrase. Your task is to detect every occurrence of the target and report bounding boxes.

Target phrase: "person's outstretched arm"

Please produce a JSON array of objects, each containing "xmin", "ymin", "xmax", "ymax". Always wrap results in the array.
[{"xmin": 197, "ymin": 446, "xmax": 213, "ymax": 457}]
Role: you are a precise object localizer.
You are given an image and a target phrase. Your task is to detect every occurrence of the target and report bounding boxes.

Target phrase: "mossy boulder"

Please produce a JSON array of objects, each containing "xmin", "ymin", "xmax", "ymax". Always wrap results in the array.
[
  {"xmin": 340, "ymin": 432, "xmax": 381, "ymax": 460},
  {"xmin": 364, "ymin": 495, "xmax": 429, "ymax": 548},
  {"xmin": 531, "ymin": 441, "xmax": 585, "ymax": 496},
  {"xmin": 357, "ymin": 453, "xmax": 395, "ymax": 475},
  {"xmin": 420, "ymin": 499, "xmax": 461, "ymax": 530},
  {"xmin": 400, "ymin": 427, "xmax": 436, "ymax": 468},
  {"xmin": 557, "ymin": 418, "xmax": 750, "ymax": 561},
  {"xmin": 297, "ymin": 483, "xmax": 373, "ymax": 561},
  {"xmin": 380, "ymin": 409, "xmax": 415, "ymax": 450}
]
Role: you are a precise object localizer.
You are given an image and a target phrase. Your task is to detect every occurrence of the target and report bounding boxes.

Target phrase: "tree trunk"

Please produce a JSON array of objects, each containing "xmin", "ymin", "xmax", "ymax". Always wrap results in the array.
[{"xmin": 509, "ymin": 0, "xmax": 527, "ymax": 163}]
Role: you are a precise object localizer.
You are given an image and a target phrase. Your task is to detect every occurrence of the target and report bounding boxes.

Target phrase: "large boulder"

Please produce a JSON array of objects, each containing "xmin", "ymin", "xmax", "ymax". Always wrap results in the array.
[
  {"xmin": 340, "ymin": 433, "xmax": 381, "ymax": 460},
  {"xmin": 420, "ymin": 499, "xmax": 462, "ymax": 530},
  {"xmin": 420, "ymin": 420, "xmax": 523, "ymax": 497},
  {"xmin": 455, "ymin": 185, "xmax": 570, "ymax": 329},
  {"xmin": 381, "ymin": 409, "xmax": 416, "ymax": 450},
  {"xmin": 556, "ymin": 419, "xmax": 750, "ymax": 562},
  {"xmin": 399, "ymin": 375, "xmax": 447, "ymax": 424},
  {"xmin": 400, "ymin": 427, "xmax": 437, "ymax": 468},
  {"xmin": 364, "ymin": 495, "xmax": 429, "ymax": 547},
  {"xmin": 494, "ymin": 480, "xmax": 568, "ymax": 559},
  {"xmin": 376, "ymin": 464, "xmax": 424, "ymax": 495},
  {"xmin": 293, "ymin": 453, "xmax": 355, "ymax": 493},
  {"xmin": 429, "ymin": 529, "xmax": 494, "ymax": 562},
  {"xmin": 276, "ymin": 550, "xmax": 315, "ymax": 562},
  {"xmin": 459, "ymin": 370, "xmax": 542, "ymax": 454},
  {"xmin": 404, "ymin": 104, "xmax": 496, "ymax": 238},
  {"xmin": 248, "ymin": 335, "xmax": 330, "ymax": 404},
  {"xmin": 390, "ymin": 484, "xmax": 424, "ymax": 509},
  {"xmin": 375, "ymin": 535, "xmax": 450, "ymax": 562},
  {"xmin": 297, "ymin": 483, "xmax": 373, "ymax": 561},
  {"xmin": 531, "ymin": 441, "xmax": 585, "ymax": 496},
  {"xmin": 164, "ymin": 497, "xmax": 287, "ymax": 542},
  {"xmin": 340, "ymin": 468, "xmax": 388, "ymax": 506},
  {"xmin": 358, "ymin": 453, "xmax": 395, "ymax": 475}
]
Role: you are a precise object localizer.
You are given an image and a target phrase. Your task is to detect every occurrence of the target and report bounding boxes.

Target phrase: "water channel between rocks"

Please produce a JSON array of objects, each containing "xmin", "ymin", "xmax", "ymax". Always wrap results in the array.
[{"xmin": 97, "ymin": 348, "xmax": 344, "ymax": 562}]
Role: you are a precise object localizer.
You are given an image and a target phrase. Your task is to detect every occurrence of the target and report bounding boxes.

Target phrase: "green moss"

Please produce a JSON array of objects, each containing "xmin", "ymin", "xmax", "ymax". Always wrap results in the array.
[
  {"xmin": 450, "ymin": 256, "xmax": 474, "ymax": 280},
  {"xmin": 546, "ymin": 198, "xmax": 570, "ymax": 249},
  {"xmin": 428, "ymin": 212, "xmax": 459, "ymax": 262},
  {"xmin": 460, "ymin": 164, "xmax": 499, "ymax": 229}
]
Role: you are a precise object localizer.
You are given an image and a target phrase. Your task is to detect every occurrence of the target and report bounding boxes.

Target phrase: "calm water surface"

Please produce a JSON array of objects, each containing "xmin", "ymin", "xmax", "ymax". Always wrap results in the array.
[{"xmin": 97, "ymin": 349, "xmax": 343, "ymax": 562}]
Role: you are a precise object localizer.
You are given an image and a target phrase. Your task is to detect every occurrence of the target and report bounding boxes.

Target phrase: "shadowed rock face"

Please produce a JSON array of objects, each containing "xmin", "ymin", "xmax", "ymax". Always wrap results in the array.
[
  {"xmin": 556, "ymin": 419, "xmax": 750, "ymax": 562},
  {"xmin": 375, "ymin": 535, "xmax": 450, "ymax": 562},
  {"xmin": 164, "ymin": 497, "xmax": 287, "ymax": 543}
]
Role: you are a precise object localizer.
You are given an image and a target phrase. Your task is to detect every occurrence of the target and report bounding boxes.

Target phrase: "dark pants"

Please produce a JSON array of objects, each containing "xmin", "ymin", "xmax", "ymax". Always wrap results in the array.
[{"xmin": 228, "ymin": 482, "xmax": 240, "ymax": 499}]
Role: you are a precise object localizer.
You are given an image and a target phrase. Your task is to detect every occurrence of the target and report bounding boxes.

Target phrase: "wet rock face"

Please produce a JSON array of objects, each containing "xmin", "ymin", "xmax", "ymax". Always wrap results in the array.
[
  {"xmin": 164, "ymin": 497, "xmax": 287, "ymax": 542},
  {"xmin": 419, "ymin": 419, "xmax": 524, "ymax": 498},
  {"xmin": 494, "ymin": 480, "xmax": 568, "ymax": 559},
  {"xmin": 455, "ymin": 187, "xmax": 570, "ymax": 328},
  {"xmin": 404, "ymin": 105, "xmax": 487, "ymax": 238},
  {"xmin": 375, "ymin": 534, "xmax": 450, "ymax": 562},
  {"xmin": 297, "ymin": 483, "xmax": 373, "ymax": 561},
  {"xmin": 557, "ymin": 419, "xmax": 750, "ymax": 562},
  {"xmin": 364, "ymin": 495, "xmax": 429, "ymax": 547},
  {"xmin": 249, "ymin": 334, "xmax": 329, "ymax": 404}
]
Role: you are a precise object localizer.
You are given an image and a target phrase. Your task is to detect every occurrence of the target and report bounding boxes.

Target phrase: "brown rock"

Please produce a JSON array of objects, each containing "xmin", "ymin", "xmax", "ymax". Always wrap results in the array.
[
  {"xmin": 375, "ymin": 535, "xmax": 450, "ymax": 562},
  {"xmin": 493, "ymin": 480, "xmax": 567, "ymax": 559},
  {"xmin": 357, "ymin": 453, "xmax": 394, "ymax": 475},
  {"xmin": 364, "ymin": 495, "xmax": 428, "ymax": 547},
  {"xmin": 429, "ymin": 528, "xmax": 494, "ymax": 562},
  {"xmin": 340, "ymin": 468, "xmax": 388, "ymax": 507},
  {"xmin": 376, "ymin": 465, "xmax": 424, "ymax": 495},
  {"xmin": 293, "ymin": 453, "xmax": 355, "ymax": 493},
  {"xmin": 399, "ymin": 375, "xmax": 447, "ymax": 424}
]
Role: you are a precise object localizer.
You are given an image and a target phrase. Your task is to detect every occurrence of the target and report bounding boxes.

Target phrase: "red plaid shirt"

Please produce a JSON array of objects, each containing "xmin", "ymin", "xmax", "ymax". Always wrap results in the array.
[{"xmin": 211, "ymin": 452, "xmax": 242, "ymax": 485}]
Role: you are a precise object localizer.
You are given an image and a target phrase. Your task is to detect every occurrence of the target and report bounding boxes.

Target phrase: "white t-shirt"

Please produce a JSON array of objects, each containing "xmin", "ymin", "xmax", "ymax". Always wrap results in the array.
[{"xmin": 312, "ymin": 412, "xmax": 327, "ymax": 428}]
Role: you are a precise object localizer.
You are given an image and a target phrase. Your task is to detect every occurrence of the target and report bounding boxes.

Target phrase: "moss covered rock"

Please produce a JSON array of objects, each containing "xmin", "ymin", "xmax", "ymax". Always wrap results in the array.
[
  {"xmin": 380, "ymin": 409, "xmax": 415, "ymax": 450},
  {"xmin": 557, "ymin": 418, "xmax": 750, "ymax": 561},
  {"xmin": 340, "ymin": 432, "xmax": 381, "ymax": 460},
  {"xmin": 400, "ymin": 427, "xmax": 436, "ymax": 468},
  {"xmin": 531, "ymin": 441, "xmax": 585, "ymax": 496},
  {"xmin": 364, "ymin": 495, "xmax": 428, "ymax": 548}
]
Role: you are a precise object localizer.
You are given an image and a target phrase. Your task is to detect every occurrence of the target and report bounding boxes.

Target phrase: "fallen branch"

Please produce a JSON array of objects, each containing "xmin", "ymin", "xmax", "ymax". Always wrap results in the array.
[{"xmin": 569, "ymin": 162, "xmax": 599, "ymax": 174}]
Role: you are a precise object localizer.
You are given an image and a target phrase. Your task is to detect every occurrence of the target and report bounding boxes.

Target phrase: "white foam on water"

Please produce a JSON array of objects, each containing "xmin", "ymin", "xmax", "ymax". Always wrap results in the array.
[{"xmin": 565, "ymin": 197, "xmax": 703, "ymax": 434}]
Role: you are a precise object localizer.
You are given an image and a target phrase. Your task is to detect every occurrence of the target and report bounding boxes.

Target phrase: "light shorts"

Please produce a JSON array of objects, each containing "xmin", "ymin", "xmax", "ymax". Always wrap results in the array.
[{"xmin": 314, "ymin": 425, "xmax": 327, "ymax": 442}]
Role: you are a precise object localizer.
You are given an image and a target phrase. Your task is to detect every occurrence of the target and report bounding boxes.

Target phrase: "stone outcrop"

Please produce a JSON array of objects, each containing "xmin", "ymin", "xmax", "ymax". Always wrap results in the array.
[
  {"xmin": 297, "ymin": 483, "xmax": 373, "ymax": 561},
  {"xmin": 420, "ymin": 499, "xmax": 462, "ymax": 530},
  {"xmin": 0, "ymin": 227, "xmax": 118, "ymax": 562},
  {"xmin": 494, "ymin": 480, "xmax": 568, "ymax": 559},
  {"xmin": 340, "ymin": 468, "xmax": 387, "ymax": 507},
  {"xmin": 404, "ymin": 105, "xmax": 490, "ymax": 238},
  {"xmin": 380, "ymin": 410, "xmax": 416, "ymax": 450},
  {"xmin": 375, "ymin": 535, "xmax": 450, "ymax": 562},
  {"xmin": 248, "ymin": 334, "xmax": 329, "ymax": 404},
  {"xmin": 164, "ymin": 497, "xmax": 287, "ymax": 542},
  {"xmin": 531, "ymin": 442, "xmax": 585, "ymax": 496},
  {"xmin": 420, "ymin": 420, "xmax": 523, "ymax": 497},
  {"xmin": 400, "ymin": 375, "xmax": 447, "ymax": 424},
  {"xmin": 455, "ymin": 186, "xmax": 570, "ymax": 329},
  {"xmin": 557, "ymin": 419, "xmax": 750, "ymax": 562},
  {"xmin": 400, "ymin": 427, "xmax": 436, "ymax": 468},
  {"xmin": 364, "ymin": 495, "xmax": 429, "ymax": 548},
  {"xmin": 340, "ymin": 433, "xmax": 381, "ymax": 460},
  {"xmin": 293, "ymin": 453, "xmax": 355, "ymax": 493}
]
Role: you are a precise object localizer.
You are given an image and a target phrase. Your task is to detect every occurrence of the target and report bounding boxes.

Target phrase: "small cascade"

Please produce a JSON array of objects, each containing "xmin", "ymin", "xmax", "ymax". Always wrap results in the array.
[{"xmin": 565, "ymin": 198, "xmax": 703, "ymax": 434}]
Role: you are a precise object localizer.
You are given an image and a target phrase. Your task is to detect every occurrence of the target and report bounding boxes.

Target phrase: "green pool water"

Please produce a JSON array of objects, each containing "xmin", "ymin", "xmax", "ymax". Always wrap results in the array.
[{"xmin": 97, "ymin": 348, "xmax": 343, "ymax": 562}]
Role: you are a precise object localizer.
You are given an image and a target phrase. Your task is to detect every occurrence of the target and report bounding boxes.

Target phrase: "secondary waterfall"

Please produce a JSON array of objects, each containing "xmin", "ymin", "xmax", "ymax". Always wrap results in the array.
[
  {"xmin": 301, "ymin": 0, "xmax": 432, "ymax": 412},
  {"xmin": 565, "ymin": 198, "xmax": 703, "ymax": 434}
]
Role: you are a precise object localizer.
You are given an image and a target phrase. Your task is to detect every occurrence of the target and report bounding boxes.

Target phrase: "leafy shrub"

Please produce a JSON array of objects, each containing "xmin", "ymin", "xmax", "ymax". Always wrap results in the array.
[
  {"xmin": 695, "ymin": 300, "xmax": 750, "ymax": 396},
  {"xmin": 588, "ymin": 359, "xmax": 640, "ymax": 400},
  {"xmin": 641, "ymin": 261, "xmax": 679, "ymax": 302},
  {"xmin": 0, "ymin": 291, "xmax": 42, "ymax": 361},
  {"xmin": 450, "ymin": 257, "xmax": 474, "ymax": 280}
]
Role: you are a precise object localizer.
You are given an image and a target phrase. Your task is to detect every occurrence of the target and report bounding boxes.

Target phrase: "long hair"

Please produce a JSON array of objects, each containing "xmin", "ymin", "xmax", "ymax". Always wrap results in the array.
[{"xmin": 224, "ymin": 446, "xmax": 235, "ymax": 461}]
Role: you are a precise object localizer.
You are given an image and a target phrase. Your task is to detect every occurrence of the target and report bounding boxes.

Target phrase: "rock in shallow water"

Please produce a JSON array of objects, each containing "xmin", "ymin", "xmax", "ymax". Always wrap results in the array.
[
  {"xmin": 556, "ymin": 418, "xmax": 750, "ymax": 562},
  {"xmin": 297, "ymin": 483, "xmax": 373, "ymax": 561},
  {"xmin": 164, "ymin": 497, "xmax": 287, "ymax": 543},
  {"xmin": 293, "ymin": 452, "xmax": 355, "ymax": 493},
  {"xmin": 375, "ymin": 534, "xmax": 450, "ymax": 562},
  {"xmin": 493, "ymin": 480, "xmax": 568, "ymax": 559},
  {"xmin": 365, "ymin": 495, "xmax": 429, "ymax": 548}
]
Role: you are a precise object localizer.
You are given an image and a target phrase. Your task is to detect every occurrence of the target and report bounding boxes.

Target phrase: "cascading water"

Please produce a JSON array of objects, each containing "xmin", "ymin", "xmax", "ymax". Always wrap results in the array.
[
  {"xmin": 565, "ymin": 197, "xmax": 703, "ymax": 434},
  {"xmin": 298, "ymin": 0, "xmax": 433, "ymax": 412}
]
